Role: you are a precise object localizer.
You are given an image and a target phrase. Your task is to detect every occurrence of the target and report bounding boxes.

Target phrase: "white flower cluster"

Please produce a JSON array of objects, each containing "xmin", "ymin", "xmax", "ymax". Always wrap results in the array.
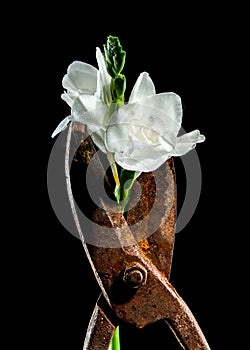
[{"xmin": 52, "ymin": 48, "xmax": 205, "ymax": 172}]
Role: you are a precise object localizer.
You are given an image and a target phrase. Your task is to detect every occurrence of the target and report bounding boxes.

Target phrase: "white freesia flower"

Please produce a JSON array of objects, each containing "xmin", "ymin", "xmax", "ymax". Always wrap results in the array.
[
  {"xmin": 105, "ymin": 73, "xmax": 205, "ymax": 172},
  {"xmin": 52, "ymin": 47, "xmax": 112, "ymax": 147},
  {"xmin": 52, "ymin": 48, "xmax": 121, "ymax": 185},
  {"xmin": 52, "ymin": 58, "xmax": 205, "ymax": 174}
]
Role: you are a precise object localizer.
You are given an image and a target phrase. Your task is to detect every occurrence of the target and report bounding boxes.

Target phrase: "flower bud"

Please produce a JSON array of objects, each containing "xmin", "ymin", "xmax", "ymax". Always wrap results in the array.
[{"xmin": 113, "ymin": 75, "xmax": 126, "ymax": 101}]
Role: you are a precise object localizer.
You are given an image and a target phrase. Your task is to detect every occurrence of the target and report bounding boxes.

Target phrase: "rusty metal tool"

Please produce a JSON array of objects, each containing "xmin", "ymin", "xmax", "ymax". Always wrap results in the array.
[{"xmin": 65, "ymin": 122, "xmax": 211, "ymax": 350}]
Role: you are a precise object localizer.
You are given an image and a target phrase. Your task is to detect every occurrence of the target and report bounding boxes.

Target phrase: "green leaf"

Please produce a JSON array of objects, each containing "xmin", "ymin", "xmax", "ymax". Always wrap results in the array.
[
  {"xmin": 119, "ymin": 169, "xmax": 139, "ymax": 213},
  {"xmin": 109, "ymin": 326, "xmax": 121, "ymax": 350}
]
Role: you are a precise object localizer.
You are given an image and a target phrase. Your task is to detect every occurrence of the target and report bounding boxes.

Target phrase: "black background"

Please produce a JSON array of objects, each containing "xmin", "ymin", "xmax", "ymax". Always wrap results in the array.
[{"xmin": 20, "ymin": 4, "xmax": 245, "ymax": 350}]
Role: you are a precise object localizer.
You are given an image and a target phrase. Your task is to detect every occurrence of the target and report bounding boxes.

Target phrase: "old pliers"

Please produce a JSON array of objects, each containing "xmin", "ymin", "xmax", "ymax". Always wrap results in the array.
[{"xmin": 65, "ymin": 122, "xmax": 211, "ymax": 350}]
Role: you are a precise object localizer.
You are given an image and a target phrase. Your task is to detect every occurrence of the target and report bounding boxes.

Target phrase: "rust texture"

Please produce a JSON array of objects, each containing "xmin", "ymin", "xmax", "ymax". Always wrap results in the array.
[
  {"xmin": 85, "ymin": 157, "xmax": 176, "ymax": 294},
  {"xmin": 127, "ymin": 160, "xmax": 176, "ymax": 279},
  {"xmin": 85, "ymin": 237, "xmax": 210, "ymax": 349},
  {"xmin": 83, "ymin": 303, "xmax": 115, "ymax": 350},
  {"xmin": 69, "ymin": 125, "xmax": 210, "ymax": 350},
  {"xmin": 73, "ymin": 124, "xmax": 176, "ymax": 277}
]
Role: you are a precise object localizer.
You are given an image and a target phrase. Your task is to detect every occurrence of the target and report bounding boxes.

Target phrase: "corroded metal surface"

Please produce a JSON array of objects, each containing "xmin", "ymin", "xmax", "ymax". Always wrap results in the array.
[
  {"xmin": 83, "ymin": 302, "xmax": 115, "ymax": 350},
  {"xmin": 67, "ymin": 123, "xmax": 211, "ymax": 350},
  {"xmin": 127, "ymin": 162, "xmax": 176, "ymax": 279},
  {"xmin": 85, "ymin": 221, "xmax": 210, "ymax": 349}
]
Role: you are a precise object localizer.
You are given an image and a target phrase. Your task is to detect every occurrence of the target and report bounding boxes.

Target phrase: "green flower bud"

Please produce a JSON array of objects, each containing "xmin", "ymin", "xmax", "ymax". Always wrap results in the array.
[
  {"xmin": 104, "ymin": 36, "xmax": 126, "ymax": 76},
  {"xmin": 114, "ymin": 51, "xmax": 126, "ymax": 75},
  {"xmin": 113, "ymin": 75, "xmax": 126, "ymax": 101},
  {"xmin": 103, "ymin": 46, "xmax": 116, "ymax": 78}
]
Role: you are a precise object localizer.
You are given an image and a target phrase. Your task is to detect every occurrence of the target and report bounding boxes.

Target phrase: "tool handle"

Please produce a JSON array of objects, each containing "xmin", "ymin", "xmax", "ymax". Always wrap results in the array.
[{"xmin": 164, "ymin": 285, "xmax": 211, "ymax": 350}]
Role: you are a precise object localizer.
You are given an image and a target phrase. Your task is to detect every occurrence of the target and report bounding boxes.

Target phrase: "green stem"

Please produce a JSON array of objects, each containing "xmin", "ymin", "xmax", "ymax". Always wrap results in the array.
[
  {"xmin": 110, "ymin": 326, "xmax": 121, "ymax": 350},
  {"xmin": 103, "ymin": 37, "xmax": 129, "ymax": 349}
]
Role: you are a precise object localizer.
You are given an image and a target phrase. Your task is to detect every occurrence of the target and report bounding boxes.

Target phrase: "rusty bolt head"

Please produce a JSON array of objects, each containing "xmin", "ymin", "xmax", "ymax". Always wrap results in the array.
[{"xmin": 123, "ymin": 263, "xmax": 147, "ymax": 288}]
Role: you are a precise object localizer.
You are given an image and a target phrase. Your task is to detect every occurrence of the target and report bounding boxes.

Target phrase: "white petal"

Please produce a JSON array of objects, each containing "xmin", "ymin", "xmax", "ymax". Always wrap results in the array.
[
  {"xmin": 88, "ymin": 128, "xmax": 106, "ymax": 153},
  {"xmin": 106, "ymin": 121, "xmax": 170, "ymax": 172},
  {"xmin": 71, "ymin": 95, "xmax": 108, "ymax": 134},
  {"xmin": 114, "ymin": 144, "xmax": 171, "ymax": 172},
  {"xmin": 128, "ymin": 72, "xmax": 156, "ymax": 103},
  {"xmin": 61, "ymin": 92, "xmax": 74, "ymax": 107},
  {"xmin": 51, "ymin": 116, "xmax": 71, "ymax": 138},
  {"xmin": 95, "ymin": 48, "xmax": 112, "ymax": 104},
  {"xmin": 106, "ymin": 103, "xmax": 176, "ymax": 152},
  {"xmin": 62, "ymin": 61, "xmax": 98, "ymax": 94},
  {"xmin": 72, "ymin": 94, "xmax": 101, "ymax": 114},
  {"xmin": 171, "ymin": 130, "xmax": 205, "ymax": 156},
  {"xmin": 106, "ymin": 104, "xmax": 175, "ymax": 172},
  {"xmin": 105, "ymin": 121, "xmax": 133, "ymax": 153},
  {"xmin": 139, "ymin": 92, "xmax": 183, "ymax": 137}
]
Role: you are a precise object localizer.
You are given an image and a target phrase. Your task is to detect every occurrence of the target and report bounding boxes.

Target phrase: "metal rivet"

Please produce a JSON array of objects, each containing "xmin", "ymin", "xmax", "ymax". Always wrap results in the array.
[{"xmin": 123, "ymin": 263, "xmax": 147, "ymax": 288}]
